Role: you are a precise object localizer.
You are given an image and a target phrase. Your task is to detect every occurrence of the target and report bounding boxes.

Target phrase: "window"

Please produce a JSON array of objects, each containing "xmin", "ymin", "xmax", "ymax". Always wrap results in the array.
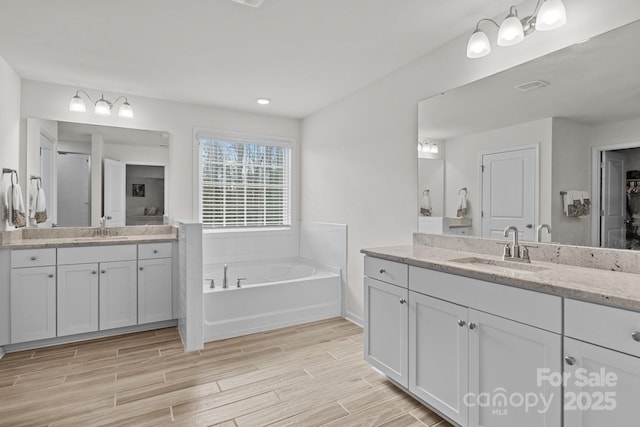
[{"xmin": 198, "ymin": 133, "xmax": 292, "ymax": 230}]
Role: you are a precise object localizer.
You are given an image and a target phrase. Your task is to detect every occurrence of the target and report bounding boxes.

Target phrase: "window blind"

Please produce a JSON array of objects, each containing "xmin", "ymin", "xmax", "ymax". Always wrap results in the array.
[{"xmin": 200, "ymin": 137, "xmax": 292, "ymax": 229}]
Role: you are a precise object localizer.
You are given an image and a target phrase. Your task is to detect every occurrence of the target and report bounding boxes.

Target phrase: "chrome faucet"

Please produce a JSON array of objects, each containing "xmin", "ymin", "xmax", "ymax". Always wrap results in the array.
[
  {"xmin": 536, "ymin": 224, "xmax": 551, "ymax": 242},
  {"xmin": 96, "ymin": 216, "xmax": 109, "ymax": 236},
  {"xmin": 223, "ymin": 264, "xmax": 228, "ymax": 289},
  {"xmin": 503, "ymin": 226, "xmax": 520, "ymax": 259}
]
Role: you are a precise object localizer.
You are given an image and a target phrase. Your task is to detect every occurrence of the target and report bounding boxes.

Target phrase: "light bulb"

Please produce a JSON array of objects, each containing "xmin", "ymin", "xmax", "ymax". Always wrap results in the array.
[
  {"xmin": 498, "ymin": 14, "xmax": 525, "ymax": 46},
  {"xmin": 69, "ymin": 94, "xmax": 86, "ymax": 112},
  {"xmin": 118, "ymin": 101, "xmax": 134, "ymax": 118},
  {"xmin": 536, "ymin": 0, "xmax": 566, "ymax": 31},
  {"xmin": 467, "ymin": 29, "xmax": 491, "ymax": 58},
  {"xmin": 256, "ymin": 98, "xmax": 271, "ymax": 105},
  {"xmin": 430, "ymin": 144, "xmax": 439, "ymax": 154}
]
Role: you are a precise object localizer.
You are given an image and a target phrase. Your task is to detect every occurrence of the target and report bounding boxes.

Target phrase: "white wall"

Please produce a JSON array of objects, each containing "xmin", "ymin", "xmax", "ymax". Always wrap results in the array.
[
  {"xmin": 446, "ymin": 118, "xmax": 553, "ymax": 237},
  {"xmin": 0, "ymin": 56, "xmax": 21, "ymax": 231},
  {"xmin": 20, "ymin": 79, "xmax": 301, "ymax": 223},
  {"xmin": 300, "ymin": 0, "xmax": 640, "ymax": 320}
]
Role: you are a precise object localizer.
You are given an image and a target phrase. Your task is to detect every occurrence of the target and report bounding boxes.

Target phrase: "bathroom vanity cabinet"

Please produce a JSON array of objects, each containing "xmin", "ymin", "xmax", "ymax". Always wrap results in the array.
[
  {"xmin": 364, "ymin": 250, "xmax": 640, "ymax": 426},
  {"xmin": 8, "ymin": 242, "xmax": 174, "ymax": 347},
  {"xmin": 364, "ymin": 256, "xmax": 562, "ymax": 427}
]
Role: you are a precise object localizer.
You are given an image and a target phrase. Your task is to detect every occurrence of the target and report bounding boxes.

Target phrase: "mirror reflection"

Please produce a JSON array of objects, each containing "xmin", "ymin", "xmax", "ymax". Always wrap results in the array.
[
  {"xmin": 27, "ymin": 119, "xmax": 170, "ymax": 228},
  {"xmin": 418, "ymin": 19, "xmax": 640, "ymax": 250}
]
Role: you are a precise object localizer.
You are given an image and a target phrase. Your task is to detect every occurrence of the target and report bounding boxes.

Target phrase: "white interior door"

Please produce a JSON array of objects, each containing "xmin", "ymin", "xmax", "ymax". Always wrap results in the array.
[
  {"xmin": 103, "ymin": 158, "xmax": 126, "ymax": 227},
  {"xmin": 39, "ymin": 132, "xmax": 56, "ymax": 227},
  {"xmin": 57, "ymin": 153, "xmax": 91, "ymax": 227},
  {"xmin": 601, "ymin": 150, "xmax": 626, "ymax": 249},
  {"xmin": 481, "ymin": 146, "xmax": 538, "ymax": 241}
]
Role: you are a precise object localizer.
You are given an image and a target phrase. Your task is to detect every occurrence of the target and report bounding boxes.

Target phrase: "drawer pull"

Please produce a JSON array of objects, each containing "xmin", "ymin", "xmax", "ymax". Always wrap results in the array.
[
  {"xmin": 101, "ymin": 270, "xmax": 106, "ymax": 274},
  {"xmin": 458, "ymin": 319, "xmax": 466, "ymax": 327},
  {"xmin": 139, "ymin": 267, "xmax": 144, "ymax": 271},
  {"xmin": 30, "ymin": 256, "xmax": 37, "ymax": 261},
  {"xmin": 632, "ymin": 332, "xmax": 640, "ymax": 342},
  {"xmin": 48, "ymin": 274, "xmax": 54, "ymax": 278},
  {"xmin": 153, "ymin": 250, "xmax": 158, "ymax": 254},
  {"xmin": 399, "ymin": 299, "xmax": 407, "ymax": 304},
  {"xmin": 379, "ymin": 268, "xmax": 386, "ymax": 274},
  {"xmin": 91, "ymin": 271, "xmax": 97, "ymax": 275},
  {"xmin": 468, "ymin": 323, "xmax": 477, "ymax": 330},
  {"xmin": 565, "ymin": 356, "xmax": 576, "ymax": 366}
]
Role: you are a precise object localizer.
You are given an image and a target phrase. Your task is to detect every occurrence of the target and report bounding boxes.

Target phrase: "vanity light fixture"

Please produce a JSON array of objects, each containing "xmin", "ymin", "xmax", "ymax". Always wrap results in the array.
[
  {"xmin": 417, "ymin": 139, "xmax": 439, "ymax": 154},
  {"xmin": 69, "ymin": 90, "xmax": 134, "ymax": 118},
  {"xmin": 467, "ymin": 0, "xmax": 567, "ymax": 59}
]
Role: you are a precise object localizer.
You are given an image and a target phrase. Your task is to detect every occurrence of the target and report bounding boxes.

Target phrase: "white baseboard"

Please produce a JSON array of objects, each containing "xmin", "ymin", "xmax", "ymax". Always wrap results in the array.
[{"xmin": 345, "ymin": 311, "xmax": 363, "ymax": 328}]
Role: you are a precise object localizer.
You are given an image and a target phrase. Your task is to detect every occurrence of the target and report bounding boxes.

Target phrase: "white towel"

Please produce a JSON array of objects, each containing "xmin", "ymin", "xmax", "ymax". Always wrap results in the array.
[
  {"xmin": 456, "ymin": 194, "xmax": 467, "ymax": 217},
  {"xmin": 420, "ymin": 191, "xmax": 432, "ymax": 216},
  {"xmin": 563, "ymin": 190, "xmax": 591, "ymax": 216},
  {"xmin": 3, "ymin": 183, "xmax": 26, "ymax": 227}
]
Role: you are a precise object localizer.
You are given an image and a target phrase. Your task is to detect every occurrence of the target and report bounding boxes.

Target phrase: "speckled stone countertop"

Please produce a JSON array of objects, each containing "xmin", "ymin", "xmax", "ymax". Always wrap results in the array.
[
  {"xmin": 362, "ymin": 238, "xmax": 640, "ymax": 312},
  {"xmin": 0, "ymin": 225, "xmax": 178, "ymax": 249}
]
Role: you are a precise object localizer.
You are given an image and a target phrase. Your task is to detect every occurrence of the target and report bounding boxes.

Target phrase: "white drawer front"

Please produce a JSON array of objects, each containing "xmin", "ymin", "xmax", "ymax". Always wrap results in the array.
[
  {"xmin": 565, "ymin": 299, "xmax": 640, "ymax": 357},
  {"xmin": 11, "ymin": 248, "xmax": 56, "ymax": 268},
  {"xmin": 364, "ymin": 257, "xmax": 408, "ymax": 288},
  {"xmin": 58, "ymin": 245, "xmax": 136, "ymax": 265},
  {"xmin": 409, "ymin": 266, "xmax": 561, "ymax": 333},
  {"xmin": 138, "ymin": 242, "xmax": 172, "ymax": 259}
]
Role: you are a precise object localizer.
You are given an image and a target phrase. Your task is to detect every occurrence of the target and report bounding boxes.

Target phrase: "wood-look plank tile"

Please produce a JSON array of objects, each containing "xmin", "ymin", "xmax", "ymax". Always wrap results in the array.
[
  {"xmin": 116, "ymin": 373, "xmax": 220, "ymax": 406},
  {"xmin": 321, "ymin": 395, "xmax": 423, "ymax": 427},
  {"xmin": 94, "ymin": 407, "xmax": 173, "ymax": 427},
  {"xmin": 0, "ymin": 375, "xmax": 18, "ymax": 387},
  {"xmin": 265, "ymin": 401, "xmax": 349, "ymax": 427},
  {"xmin": 377, "ymin": 413, "xmax": 428, "ymax": 427},
  {"xmin": 338, "ymin": 382, "xmax": 407, "ymax": 414},
  {"xmin": 173, "ymin": 391, "xmax": 280, "ymax": 426},
  {"xmin": 409, "ymin": 406, "xmax": 447, "ymax": 426}
]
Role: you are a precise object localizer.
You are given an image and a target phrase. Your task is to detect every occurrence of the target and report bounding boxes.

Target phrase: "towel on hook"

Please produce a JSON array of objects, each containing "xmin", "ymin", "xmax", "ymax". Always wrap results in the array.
[
  {"xmin": 563, "ymin": 190, "xmax": 590, "ymax": 217},
  {"xmin": 3, "ymin": 183, "xmax": 26, "ymax": 227},
  {"xmin": 420, "ymin": 190, "xmax": 432, "ymax": 216},
  {"xmin": 34, "ymin": 186, "xmax": 47, "ymax": 224},
  {"xmin": 456, "ymin": 194, "xmax": 467, "ymax": 218}
]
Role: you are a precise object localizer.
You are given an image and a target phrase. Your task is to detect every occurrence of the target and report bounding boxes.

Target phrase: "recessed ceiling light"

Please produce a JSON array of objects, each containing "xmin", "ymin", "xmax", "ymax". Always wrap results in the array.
[{"xmin": 256, "ymin": 98, "xmax": 271, "ymax": 105}]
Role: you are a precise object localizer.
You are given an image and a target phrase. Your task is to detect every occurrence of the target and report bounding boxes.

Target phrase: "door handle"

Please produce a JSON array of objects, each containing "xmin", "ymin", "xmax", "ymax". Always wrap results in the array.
[{"xmin": 399, "ymin": 299, "xmax": 407, "ymax": 304}]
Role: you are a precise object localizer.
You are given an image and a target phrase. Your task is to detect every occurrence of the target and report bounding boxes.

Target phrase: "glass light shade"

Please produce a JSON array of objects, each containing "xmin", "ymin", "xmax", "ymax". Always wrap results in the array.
[
  {"xmin": 536, "ymin": 0, "xmax": 567, "ymax": 31},
  {"xmin": 430, "ymin": 144, "xmax": 439, "ymax": 154},
  {"xmin": 467, "ymin": 29, "xmax": 491, "ymax": 58},
  {"xmin": 497, "ymin": 14, "xmax": 525, "ymax": 46},
  {"xmin": 417, "ymin": 143, "xmax": 422, "ymax": 152},
  {"xmin": 69, "ymin": 95, "xmax": 86, "ymax": 112},
  {"xmin": 94, "ymin": 99, "xmax": 111, "ymax": 116},
  {"xmin": 118, "ymin": 102, "xmax": 134, "ymax": 118}
]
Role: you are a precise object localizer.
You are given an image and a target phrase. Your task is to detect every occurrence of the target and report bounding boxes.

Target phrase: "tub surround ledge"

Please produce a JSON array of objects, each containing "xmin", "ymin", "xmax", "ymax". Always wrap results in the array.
[
  {"xmin": 361, "ymin": 233, "xmax": 640, "ymax": 312},
  {"xmin": 0, "ymin": 225, "xmax": 177, "ymax": 248}
]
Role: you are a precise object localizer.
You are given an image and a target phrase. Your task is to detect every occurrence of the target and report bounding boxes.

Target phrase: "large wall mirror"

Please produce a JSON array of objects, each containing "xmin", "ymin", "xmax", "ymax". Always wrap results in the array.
[
  {"xmin": 26, "ymin": 119, "xmax": 170, "ymax": 228},
  {"xmin": 418, "ymin": 18, "xmax": 640, "ymax": 250}
]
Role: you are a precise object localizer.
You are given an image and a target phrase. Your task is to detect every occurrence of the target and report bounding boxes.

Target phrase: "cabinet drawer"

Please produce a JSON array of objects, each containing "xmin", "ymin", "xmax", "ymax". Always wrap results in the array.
[
  {"xmin": 565, "ymin": 299, "xmax": 640, "ymax": 358},
  {"xmin": 58, "ymin": 245, "xmax": 136, "ymax": 265},
  {"xmin": 138, "ymin": 242, "xmax": 172, "ymax": 259},
  {"xmin": 364, "ymin": 257, "xmax": 408, "ymax": 288},
  {"xmin": 11, "ymin": 248, "xmax": 56, "ymax": 268},
  {"xmin": 409, "ymin": 266, "xmax": 561, "ymax": 333}
]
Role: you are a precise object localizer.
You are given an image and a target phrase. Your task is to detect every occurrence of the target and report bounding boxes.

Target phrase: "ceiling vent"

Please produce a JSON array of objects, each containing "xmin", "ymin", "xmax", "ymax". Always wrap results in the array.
[
  {"xmin": 231, "ymin": 0, "xmax": 264, "ymax": 7},
  {"xmin": 515, "ymin": 80, "xmax": 550, "ymax": 92}
]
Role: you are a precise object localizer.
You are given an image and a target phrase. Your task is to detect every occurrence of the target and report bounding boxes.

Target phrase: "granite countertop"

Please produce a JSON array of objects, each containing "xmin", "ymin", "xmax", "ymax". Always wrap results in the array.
[
  {"xmin": 0, "ymin": 225, "xmax": 178, "ymax": 249},
  {"xmin": 362, "ymin": 244, "xmax": 640, "ymax": 312}
]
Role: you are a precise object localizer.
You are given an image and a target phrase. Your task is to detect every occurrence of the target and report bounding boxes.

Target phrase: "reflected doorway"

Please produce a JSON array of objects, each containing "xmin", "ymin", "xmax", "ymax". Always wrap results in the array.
[
  {"xmin": 125, "ymin": 164, "xmax": 165, "ymax": 225},
  {"xmin": 57, "ymin": 152, "xmax": 91, "ymax": 227}
]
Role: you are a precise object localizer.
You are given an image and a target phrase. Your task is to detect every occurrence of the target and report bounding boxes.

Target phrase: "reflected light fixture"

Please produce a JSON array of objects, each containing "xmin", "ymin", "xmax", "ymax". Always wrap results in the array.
[
  {"xmin": 256, "ymin": 98, "xmax": 271, "ymax": 105},
  {"xmin": 69, "ymin": 90, "xmax": 134, "ymax": 118},
  {"xmin": 417, "ymin": 139, "xmax": 439, "ymax": 154},
  {"xmin": 467, "ymin": 0, "xmax": 567, "ymax": 59}
]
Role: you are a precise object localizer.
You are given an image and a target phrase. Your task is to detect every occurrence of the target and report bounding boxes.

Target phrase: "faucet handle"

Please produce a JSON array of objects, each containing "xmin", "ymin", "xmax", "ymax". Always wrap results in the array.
[
  {"xmin": 237, "ymin": 278, "xmax": 247, "ymax": 288},
  {"xmin": 498, "ymin": 241, "xmax": 512, "ymax": 259},
  {"xmin": 520, "ymin": 244, "xmax": 538, "ymax": 262}
]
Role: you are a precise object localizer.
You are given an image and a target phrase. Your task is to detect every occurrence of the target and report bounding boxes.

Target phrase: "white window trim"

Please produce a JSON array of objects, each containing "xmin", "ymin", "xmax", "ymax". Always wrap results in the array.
[{"xmin": 193, "ymin": 128, "xmax": 297, "ymax": 233}]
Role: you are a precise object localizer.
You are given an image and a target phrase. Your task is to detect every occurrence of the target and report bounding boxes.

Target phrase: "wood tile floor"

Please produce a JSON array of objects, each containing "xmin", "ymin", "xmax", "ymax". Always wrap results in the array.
[{"xmin": 0, "ymin": 318, "xmax": 453, "ymax": 427}]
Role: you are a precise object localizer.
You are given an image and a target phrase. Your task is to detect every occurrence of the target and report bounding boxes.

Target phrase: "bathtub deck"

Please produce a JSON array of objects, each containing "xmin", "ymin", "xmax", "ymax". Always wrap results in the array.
[{"xmin": 0, "ymin": 318, "xmax": 451, "ymax": 426}]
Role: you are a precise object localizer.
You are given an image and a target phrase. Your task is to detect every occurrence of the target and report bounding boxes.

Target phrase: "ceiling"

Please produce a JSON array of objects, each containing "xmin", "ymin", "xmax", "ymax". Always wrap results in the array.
[
  {"xmin": 418, "ymin": 19, "xmax": 640, "ymax": 139},
  {"xmin": 0, "ymin": 0, "xmax": 519, "ymax": 118}
]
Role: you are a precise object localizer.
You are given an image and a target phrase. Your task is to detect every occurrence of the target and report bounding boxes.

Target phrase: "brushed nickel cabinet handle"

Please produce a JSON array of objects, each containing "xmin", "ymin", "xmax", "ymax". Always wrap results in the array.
[
  {"xmin": 458, "ymin": 319, "xmax": 466, "ymax": 327},
  {"xmin": 379, "ymin": 268, "xmax": 386, "ymax": 274},
  {"xmin": 468, "ymin": 323, "xmax": 477, "ymax": 330},
  {"xmin": 399, "ymin": 299, "xmax": 407, "ymax": 304},
  {"xmin": 565, "ymin": 356, "xmax": 576, "ymax": 366},
  {"xmin": 139, "ymin": 267, "xmax": 144, "ymax": 271},
  {"xmin": 30, "ymin": 256, "xmax": 37, "ymax": 261},
  {"xmin": 101, "ymin": 270, "xmax": 106, "ymax": 274},
  {"xmin": 632, "ymin": 332, "xmax": 640, "ymax": 342},
  {"xmin": 48, "ymin": 274, "xmax": 54, "ymax": 278}
]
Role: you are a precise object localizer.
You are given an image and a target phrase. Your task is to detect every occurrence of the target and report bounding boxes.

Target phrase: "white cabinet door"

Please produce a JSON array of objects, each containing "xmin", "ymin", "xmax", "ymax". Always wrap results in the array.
[
  {"xmin": 138, "ymin": 258, "xmax": 172, "ymax": 324},
  {"xmin": 468, "ymin": 310, "xmax": 561, "ymax": 427},
  {"xmin": 10, "ymin": 266, "xmax": 56, "ymax": 343},
  {"xmin": 409, "ymin": 292, "xmax": 468, "ymax": 425},
  {"xmin": 364, "ymin": 277, "xmax": 409, "ymax": 387},
  {"xmin": 57, "ymin": 263, "xmax": 99, "ymax": 336},
  {"xmin": 99, "ymin": 260, "xmax": 137, "ymax": 330},
  {"xmin": 564, "ymin": 337, "xmax": 640, "ymax": 426}
]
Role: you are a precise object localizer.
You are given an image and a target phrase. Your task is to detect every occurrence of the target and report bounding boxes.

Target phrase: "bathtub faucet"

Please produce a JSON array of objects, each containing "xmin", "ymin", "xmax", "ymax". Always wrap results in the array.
[{"xmin": 223, "ymin": 264, "xmax": 228, "ymax": 289}]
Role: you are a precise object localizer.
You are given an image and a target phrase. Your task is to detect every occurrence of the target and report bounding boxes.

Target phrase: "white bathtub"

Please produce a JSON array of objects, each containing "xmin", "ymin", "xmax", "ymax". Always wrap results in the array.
[{"xmin": 203, "ymin": 258, "xmax": 341, "ymax": 342}]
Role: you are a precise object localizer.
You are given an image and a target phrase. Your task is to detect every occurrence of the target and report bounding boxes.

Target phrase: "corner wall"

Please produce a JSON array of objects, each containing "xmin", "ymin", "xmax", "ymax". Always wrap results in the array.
[
  {"xmin": 300, "ymin": 0, "xmax": 640, "ymax": 320},
  {"xmin": 0, "ymin": 56, "xmax": 21, "ymax": 231}
]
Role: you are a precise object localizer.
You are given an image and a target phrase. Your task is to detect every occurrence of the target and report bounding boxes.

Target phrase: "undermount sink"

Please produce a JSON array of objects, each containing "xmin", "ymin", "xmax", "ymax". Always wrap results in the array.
[
  {"xmin": 450, "ymin": 257, "xmax": 550, "ymax": 272},
  {"xmin": 70, "ymin": 235, "xmax": 132, "ymax": 242}
]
